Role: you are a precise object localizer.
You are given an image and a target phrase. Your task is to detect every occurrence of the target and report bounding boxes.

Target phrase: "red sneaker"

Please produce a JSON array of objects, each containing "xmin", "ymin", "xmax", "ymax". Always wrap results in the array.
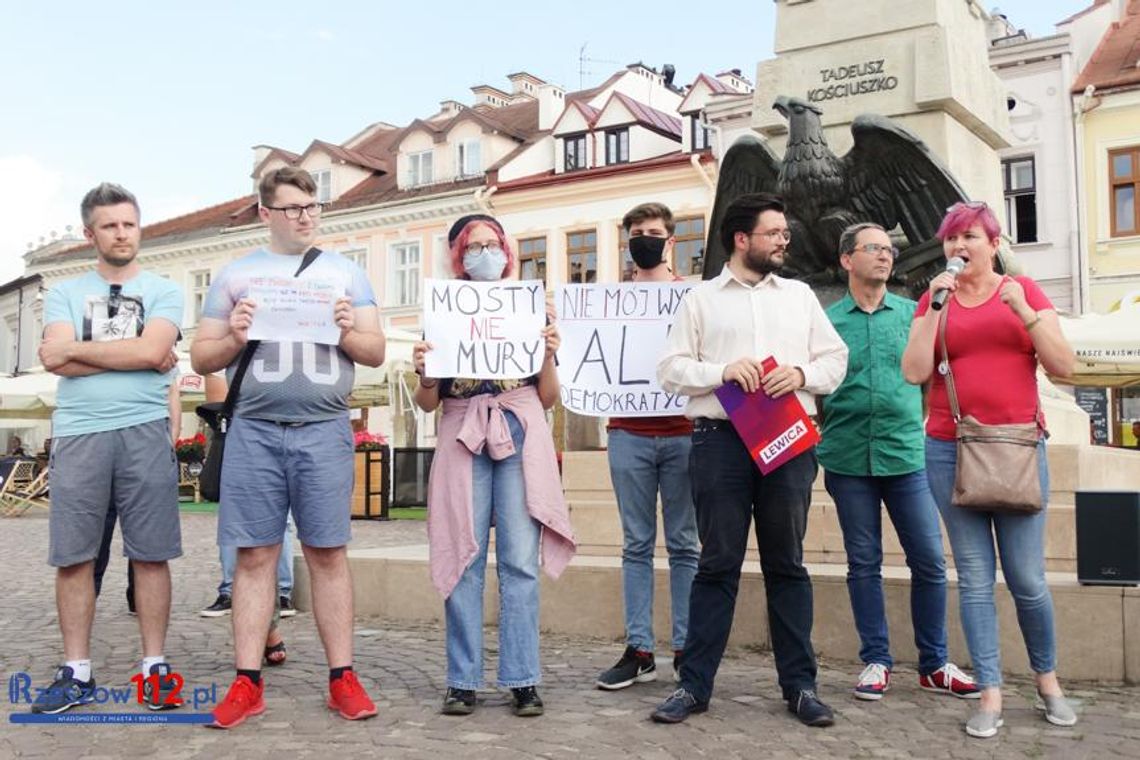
[
  {"xmin": 919, "ymin": 663, "xmax": 981, "ymax": 699},
  {"xmin": 328, "ymin": 671, "xmax": 377, "ymax": 720},
  {"xmin": 209, "ymin": 675, "xmax": 266, "ymax": 729}
]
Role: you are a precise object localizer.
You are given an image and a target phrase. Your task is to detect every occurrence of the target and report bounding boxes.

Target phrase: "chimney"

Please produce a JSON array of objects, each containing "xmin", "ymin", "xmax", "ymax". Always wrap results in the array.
[
  {"xmin": 436, "ymin": 99, "xmax": 464, "ymax": 119},
  {"xmin": 538, "ymin": 83, "xmax": 565, "ymax": 130}
]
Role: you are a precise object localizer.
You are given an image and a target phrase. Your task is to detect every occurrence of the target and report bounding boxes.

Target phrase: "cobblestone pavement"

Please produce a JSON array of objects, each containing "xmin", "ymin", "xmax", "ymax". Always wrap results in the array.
[{"xmin": 2, "ymin": 511, "xmax": 1138, "ymax": 759}]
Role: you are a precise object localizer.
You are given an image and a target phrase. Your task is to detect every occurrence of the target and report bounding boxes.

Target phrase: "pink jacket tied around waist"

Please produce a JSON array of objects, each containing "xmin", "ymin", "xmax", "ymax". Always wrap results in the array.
[{"xmin": 427, "ymin": 385, "xmax": 577, "ymax": 598}]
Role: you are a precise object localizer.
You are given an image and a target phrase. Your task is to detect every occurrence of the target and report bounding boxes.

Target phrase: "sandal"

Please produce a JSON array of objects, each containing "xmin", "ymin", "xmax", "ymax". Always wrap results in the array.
[{"xmin": 264, "ymin": 640, "xmax": 287, "ymax": 666}]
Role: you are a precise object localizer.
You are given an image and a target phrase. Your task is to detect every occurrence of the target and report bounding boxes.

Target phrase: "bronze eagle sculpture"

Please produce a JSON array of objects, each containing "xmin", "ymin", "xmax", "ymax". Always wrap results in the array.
[{"xmin": 702, "ymin": 95, "xmax": 979, "ymax": 299}]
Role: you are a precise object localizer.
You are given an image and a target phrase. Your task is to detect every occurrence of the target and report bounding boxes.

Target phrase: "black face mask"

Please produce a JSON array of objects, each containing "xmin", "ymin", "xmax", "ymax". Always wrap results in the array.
[{"xmin": 629, "ymin": 235, "xmax": 668, "ymax": 269}]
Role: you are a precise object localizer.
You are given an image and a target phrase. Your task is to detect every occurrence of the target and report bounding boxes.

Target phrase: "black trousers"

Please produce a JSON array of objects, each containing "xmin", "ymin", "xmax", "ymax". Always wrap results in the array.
[{"xmin": 678, "ymin": 423, "xmax": 818, "ymax": 702}]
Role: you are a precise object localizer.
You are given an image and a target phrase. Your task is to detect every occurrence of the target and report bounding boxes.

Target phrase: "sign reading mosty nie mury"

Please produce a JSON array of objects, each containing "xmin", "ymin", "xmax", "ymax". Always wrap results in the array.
[{"xmin": 807, "ymin": 59, "xmax": 899, "ymax": 103}]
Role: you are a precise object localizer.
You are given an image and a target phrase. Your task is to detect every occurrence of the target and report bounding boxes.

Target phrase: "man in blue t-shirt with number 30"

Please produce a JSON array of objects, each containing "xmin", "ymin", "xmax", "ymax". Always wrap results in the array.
[{"xmin": 192, "ymin": 167, "xmax": 385, "ymax": 729}]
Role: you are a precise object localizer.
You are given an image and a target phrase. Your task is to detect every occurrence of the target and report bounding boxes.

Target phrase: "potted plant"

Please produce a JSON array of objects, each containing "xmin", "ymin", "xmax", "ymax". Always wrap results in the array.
[{"xmin": 175, "ymin": 433, "xmax": 207, "ymax": 464}]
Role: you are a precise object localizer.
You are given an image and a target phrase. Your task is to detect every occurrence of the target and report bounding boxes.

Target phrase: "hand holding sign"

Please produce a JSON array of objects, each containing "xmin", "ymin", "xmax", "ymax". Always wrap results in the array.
[{"xmin": 230, "ymin": 298, "xmax": 256, "ymax": 345}]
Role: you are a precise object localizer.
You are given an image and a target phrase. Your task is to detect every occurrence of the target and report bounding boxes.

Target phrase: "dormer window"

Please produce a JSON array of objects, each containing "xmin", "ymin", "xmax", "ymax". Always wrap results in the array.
[
  {"xmin": 313, "ymin": 169, "xmax": 332, "ymax": 203},
  {"xmin": 564, "ymin": 134, "xmax": 587, "ymax": 171},
  {"xmin": 458, "ymin": 140, "xmax": 482, "ymax": 178},
  {"xmin": 408, "ymin": 150, "xmax": 434, "ymax": 186},
  {"xmin": 691, "ymin": 117, "xmax": 710, "ymax": 151},
  {"xmin": 605, "ymin": 129, "xmax": 629, "ymax": 165}
]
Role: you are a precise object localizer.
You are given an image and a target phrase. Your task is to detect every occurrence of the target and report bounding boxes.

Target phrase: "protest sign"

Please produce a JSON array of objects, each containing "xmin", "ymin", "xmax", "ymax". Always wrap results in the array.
[
  {"xmin": 555, "ymin": 282, "xmax": 691, "ymax": 417},
  {"xmin": 248, "ymin": 277, "xmax": 341, "ymax": 345},
  {"xmin": 423, "ymin": 279, "xmax": 546, "ymax": 379}
]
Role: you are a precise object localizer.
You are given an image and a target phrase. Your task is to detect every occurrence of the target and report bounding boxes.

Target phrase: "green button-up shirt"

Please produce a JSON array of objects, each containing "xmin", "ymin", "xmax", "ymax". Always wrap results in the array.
[{"xmin": 817, "ymin": 291, "xmax": 925, "ymax": 477}]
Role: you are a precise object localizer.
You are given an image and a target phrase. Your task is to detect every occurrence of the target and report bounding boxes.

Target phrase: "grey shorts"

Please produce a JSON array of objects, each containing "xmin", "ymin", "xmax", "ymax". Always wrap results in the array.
[
  {"xmin": 49, "ymin": 418, "xmax": 181, "ymax": 567},
  {"xmin": 217, "ymin": 416, "xmax": 353, "ymax": 549}
]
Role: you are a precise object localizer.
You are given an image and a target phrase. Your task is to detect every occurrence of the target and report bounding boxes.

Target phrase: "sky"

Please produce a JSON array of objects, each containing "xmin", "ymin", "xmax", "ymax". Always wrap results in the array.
[{"xmin": 0, "ymin": 0, "xmax": 1091, "ymax": 283}]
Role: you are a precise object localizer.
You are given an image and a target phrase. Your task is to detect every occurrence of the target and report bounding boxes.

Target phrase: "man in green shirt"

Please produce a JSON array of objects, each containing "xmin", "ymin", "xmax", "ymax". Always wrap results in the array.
[{"xmin": 818, "ymin": 223, "xmax": 978, "ymax": 702}]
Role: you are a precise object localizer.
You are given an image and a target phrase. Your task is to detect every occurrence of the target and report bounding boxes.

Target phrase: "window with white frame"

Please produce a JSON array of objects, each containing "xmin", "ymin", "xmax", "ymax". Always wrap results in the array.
[
  {"xmin": 408, "ymin": 151, "xmax": 434, "ymax": 186},
  {"xmin": 342, "ymin": 247, "xmax": 367, "ymax": 273},
  {"xmin": 457, "ymin": 139, "xmax": 481, "ymax": 177},
  {"xmin": 190, "ymin": 269, "xmax": 211, "ymax": 322},
  {"xmin": 1002, "ymin": 156, "xmax": 1037, "ymax": 244},
  {"xmin": 391, "ymin": 242, "xmax": 421, "ymax": 306},
  {"xmin": 313, "ymin": 169, "xmax": 332, "ymax": 203}
]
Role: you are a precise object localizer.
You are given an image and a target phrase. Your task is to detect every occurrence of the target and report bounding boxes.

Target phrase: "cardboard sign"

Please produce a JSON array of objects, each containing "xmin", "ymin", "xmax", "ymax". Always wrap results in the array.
[
  {"xmin": 423, "ymin": 279, "xmax": 546, "ymax": 379},
  {"xmin": 715, "ymin": 356, "xmax": 820, "ymax": 474},
  {"xmin": 247, "ymin": 277, "xmax": 341, "ymax": 345},
  {"xmin": 555, "ymin": 283, "xmax": 692, "ymax": 417}
]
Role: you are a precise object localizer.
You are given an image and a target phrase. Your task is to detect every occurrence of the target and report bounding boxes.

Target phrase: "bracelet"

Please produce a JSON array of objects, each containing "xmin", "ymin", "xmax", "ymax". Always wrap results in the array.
[
  {"xmin": 419, "ymin": 377, "xmax": 438, "ymax": 389},
  {"xmin": 1024, "ymin": 316, "xmax": 1041, "ymax": 332}
]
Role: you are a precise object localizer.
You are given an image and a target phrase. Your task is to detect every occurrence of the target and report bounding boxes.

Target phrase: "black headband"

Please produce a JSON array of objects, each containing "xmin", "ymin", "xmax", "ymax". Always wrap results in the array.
[{"xmin": 448, "ymin": 214, "xmax": 502, "ymax": 245}]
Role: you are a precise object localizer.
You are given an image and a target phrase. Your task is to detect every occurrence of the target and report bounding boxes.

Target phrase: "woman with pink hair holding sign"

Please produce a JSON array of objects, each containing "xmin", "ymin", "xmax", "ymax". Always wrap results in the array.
[{"xmin": 413, "ymin": 214, "xmax": 575, "ymax": 719}]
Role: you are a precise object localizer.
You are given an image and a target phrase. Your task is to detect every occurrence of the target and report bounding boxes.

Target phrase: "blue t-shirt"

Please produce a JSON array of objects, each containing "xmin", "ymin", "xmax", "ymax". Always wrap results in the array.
[
  {"xmin": 201, "ymin": 247, "xmax": 377, "ymax": 422},
  {"xmin": 46, "ymin": 270, "xmax": 183, "ymax": 437}
]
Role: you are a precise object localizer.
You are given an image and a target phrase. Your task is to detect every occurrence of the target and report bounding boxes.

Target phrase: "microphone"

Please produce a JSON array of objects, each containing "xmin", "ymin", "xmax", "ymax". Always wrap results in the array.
[{"xmin": 931, "ymin": 257, "xmax": 966, "ymax": 311}]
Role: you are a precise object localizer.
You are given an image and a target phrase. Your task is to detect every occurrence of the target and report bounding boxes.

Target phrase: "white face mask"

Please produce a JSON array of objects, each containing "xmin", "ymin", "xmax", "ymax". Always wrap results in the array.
[{"xmin": 463, "ymin": 247, "xmax": 507, "ymax": 280}]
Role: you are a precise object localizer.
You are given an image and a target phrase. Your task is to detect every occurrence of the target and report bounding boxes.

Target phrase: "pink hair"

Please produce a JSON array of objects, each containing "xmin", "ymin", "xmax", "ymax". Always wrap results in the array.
[
  {"xmin": 937, "ymin": 202, "xmax": 1001, "ymax": 241},
  {"xmin": 448, "ymin": 219, "xmax": 516, "ymax": 280}
]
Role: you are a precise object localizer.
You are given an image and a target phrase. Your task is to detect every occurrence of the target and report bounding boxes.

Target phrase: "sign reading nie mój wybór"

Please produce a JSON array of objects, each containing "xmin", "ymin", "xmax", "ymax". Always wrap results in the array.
[
  {"xmin": 423, "ymin": 279, "xmax": 546, "ymax": 380},
  {"xmin": 555, "ymin": 282, "xmax": 692, "ymax": 417}
]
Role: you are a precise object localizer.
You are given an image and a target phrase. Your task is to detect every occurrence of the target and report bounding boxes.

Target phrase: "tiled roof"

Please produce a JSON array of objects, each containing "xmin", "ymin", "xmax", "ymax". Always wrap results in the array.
[
  {"xmin": 610, "ymin": 92, "xmax": 682, "ymax": 139},
  {"xmin": 307, "ymin": 140, "xmax": 389, "ymax": 173},
  {"xmin": 1073, "ymin": 0, "xmax": 1140, "ymax": 93}
]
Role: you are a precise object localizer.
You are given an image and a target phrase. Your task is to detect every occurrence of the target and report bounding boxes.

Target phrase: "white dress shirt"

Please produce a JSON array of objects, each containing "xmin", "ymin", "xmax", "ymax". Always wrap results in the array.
[{"xmin": 657, "ymin": 265, "xmax": 849, "ymax": 419}]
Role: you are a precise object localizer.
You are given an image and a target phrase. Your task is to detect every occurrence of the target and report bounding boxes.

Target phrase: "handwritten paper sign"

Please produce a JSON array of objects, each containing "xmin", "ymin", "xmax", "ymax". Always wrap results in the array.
[
  {"xmin": 247, "ymin": 277, "xmax": 341, "ymax": 345},
  {"xmin": 555, "ymin": 282, "xmax": 692, "ymax": 417},
  {"xmin": 423, "ymin": 279, "xmax": 546, "ymax": 379}
]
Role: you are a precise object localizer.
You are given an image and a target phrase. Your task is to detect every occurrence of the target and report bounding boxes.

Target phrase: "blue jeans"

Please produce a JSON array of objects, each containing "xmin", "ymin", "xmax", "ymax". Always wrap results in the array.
[
  {"xmin": 824, "ymin": 470, "xmax": 948, "ymax": 675},
  {"xmin": 925, "ymin": 437, "xmax": 1056, "ymax": 688},
  {"xmin": 607, "ymin": 430, "xmax": 699, "ymax": 651},
  {"xmin": 445, "ymin": 411, "xmax": 541, "ymax": 689},
  {"xmin": 219, "ymin": 516, "xmax": 295, "ymax": 597}
]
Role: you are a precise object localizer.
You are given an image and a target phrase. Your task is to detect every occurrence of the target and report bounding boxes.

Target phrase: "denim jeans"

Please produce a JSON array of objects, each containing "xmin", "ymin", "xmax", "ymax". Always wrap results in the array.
[
  {"xmin": 678, "ymin": 424, "xmax": 818, "ymax": 702},
  {"xmin": 607, "ymin": 429, "xmax": 699, "ymax": 651},
  {"xmin": 219, "ymin": 516, "xmax": 295, "ymax": 597},
  {"xmin": 445, "ymin": 411, "xmax": 541, "ymax": 689},
  {"xmin": 925, "ymin": 436, "xmax": 1055, "ymax": 688},
  {"xmin": 824, "ymin": 470, "xmax": 948, "ymax": 674}
]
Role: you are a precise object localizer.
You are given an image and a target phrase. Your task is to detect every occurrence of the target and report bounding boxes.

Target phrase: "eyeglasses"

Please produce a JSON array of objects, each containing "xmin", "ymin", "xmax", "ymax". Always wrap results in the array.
[
  {"xmin": 851, "ymin": 243, "xmax": 900, "ymax": 259},
  {"xmin": 947, "ymin": 201, "xmax": 989, "ymax": 213},
  {"xmin": 464, "ymin": 243, "xmax": 504, "ymax": 256},
  {"xmin": 264, "ymin": 203, "xmax": 324, "ymax": 220},
  {"xmin": 747, "ymin": 229, "xmax": 792, "ymax": 243},
  {"xmin": 108, "ymin": 284, "xmax": 123, "ymax": 318}
]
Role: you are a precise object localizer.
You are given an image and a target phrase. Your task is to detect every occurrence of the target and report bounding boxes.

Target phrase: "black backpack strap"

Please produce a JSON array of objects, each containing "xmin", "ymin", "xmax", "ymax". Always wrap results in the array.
[{"xmin": 294, "ymin": 246, "xmax": 322, "ymax": 277}]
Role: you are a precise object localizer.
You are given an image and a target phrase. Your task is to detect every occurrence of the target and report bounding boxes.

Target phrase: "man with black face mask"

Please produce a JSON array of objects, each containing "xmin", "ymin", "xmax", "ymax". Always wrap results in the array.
[{"xmin": 596, "ymin": 203, "xmax": 701, "ymax": 691}]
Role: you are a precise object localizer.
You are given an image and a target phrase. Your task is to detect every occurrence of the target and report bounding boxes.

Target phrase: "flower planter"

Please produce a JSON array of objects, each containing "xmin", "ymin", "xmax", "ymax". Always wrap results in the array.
[{"xmin": 351, "ymin": 447, "xmax": 389, "ymax": 519}]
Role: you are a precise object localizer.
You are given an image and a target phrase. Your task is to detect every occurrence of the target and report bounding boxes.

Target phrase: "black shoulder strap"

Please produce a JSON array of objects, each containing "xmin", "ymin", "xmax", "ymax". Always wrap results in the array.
[{"xmin": 223, "ymin": 247, "xmax": 323, "ymax": 419}]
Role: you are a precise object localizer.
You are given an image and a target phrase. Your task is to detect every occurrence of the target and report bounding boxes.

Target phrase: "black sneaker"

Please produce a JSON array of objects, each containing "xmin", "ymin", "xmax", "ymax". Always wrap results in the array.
[
  {"xmin": 440, "ymin": 687, "xmax": 476, "ymax": 716},
  {"xmin": 278, "ymin": 595, "xmax": 296, "ymax": 618},
  {"xmin": 143, "ymin": 662, "xmax": 184, "ymax": 711},
  {"xmin": 787, "ymin": 689, "xmax": 834, "ymax": 727},
  {"xmin": 30, "ymin": 666, "xmax": 96, "ymax": 714},
  {"xmin": 651, "ymin": 687, "xmax": 709, "ymax": 724},
  {"xmin": 596, "ymin": 646, "xmax": 657, "ymax": 690},
  {"xmin": 200, "ymin": 594, "xmax": 232, "ymax": 618},
  {"xmin": 510, "ymin": 686, "xmax": 544, "ymax": 717}
]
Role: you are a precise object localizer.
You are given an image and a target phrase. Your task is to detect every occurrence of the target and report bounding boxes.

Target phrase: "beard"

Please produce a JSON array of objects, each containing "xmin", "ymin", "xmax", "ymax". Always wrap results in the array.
[
  {"xmin": 100, "ymin": 248, "xmax": 138, "ymax": 268},
  {"xmin": 742, "ymin": 245, "xmax": 783, "ymax": 276}
]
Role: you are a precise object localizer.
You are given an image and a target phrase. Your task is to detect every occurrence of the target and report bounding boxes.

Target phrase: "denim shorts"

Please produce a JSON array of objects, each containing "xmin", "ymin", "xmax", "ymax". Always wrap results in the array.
[{"xmin": 217, "ymin": 415, "xmax": 353, "ymax": 549}]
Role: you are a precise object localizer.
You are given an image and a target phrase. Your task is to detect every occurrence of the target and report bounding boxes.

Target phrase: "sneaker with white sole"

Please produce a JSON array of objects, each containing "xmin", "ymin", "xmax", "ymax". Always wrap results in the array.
[
  {"xmin": 1035, "ymin": 692, "xmax": 1077, "ymax": 726},
  {"xmin": 919, "ymin": 663, "xmax": 980, "ymax": 699},
  {"xmin": 596, "ymin": 646, "xmax": 656, "ymax": 690},
  {"xmin": 853, "ymin": 663, "xmax": 890, "ymax": 701},
  {"xmin": 965, "ymin": 708, "xmax": 1003, "ymax": 738}
]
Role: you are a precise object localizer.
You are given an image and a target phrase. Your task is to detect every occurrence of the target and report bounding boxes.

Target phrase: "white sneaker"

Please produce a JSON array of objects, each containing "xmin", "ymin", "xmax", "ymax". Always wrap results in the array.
[{"xmin": 853, "ymin": 662, "xmax": 890, "ymax": 701}]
